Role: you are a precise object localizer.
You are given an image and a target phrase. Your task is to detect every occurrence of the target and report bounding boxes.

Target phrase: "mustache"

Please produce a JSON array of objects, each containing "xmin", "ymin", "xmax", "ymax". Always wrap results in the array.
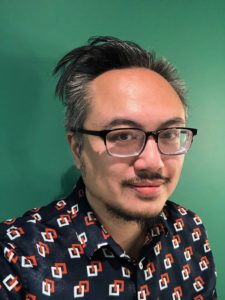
[{"xmin": 121, "ymin": 172, "xmax": 170, "ymax": 186}]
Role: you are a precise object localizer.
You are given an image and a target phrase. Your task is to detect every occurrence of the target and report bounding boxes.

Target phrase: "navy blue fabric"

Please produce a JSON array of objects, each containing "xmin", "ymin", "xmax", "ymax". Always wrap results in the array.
[{"xmin": 0, "ymin": 178, "xmax": 217, "ymax": 299}]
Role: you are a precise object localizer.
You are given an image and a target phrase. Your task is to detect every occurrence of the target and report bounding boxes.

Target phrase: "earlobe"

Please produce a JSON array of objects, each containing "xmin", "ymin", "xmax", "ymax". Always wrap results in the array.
[{"xmin": 67, "ymin": 132, "xmax": 81, "ymax": 170}]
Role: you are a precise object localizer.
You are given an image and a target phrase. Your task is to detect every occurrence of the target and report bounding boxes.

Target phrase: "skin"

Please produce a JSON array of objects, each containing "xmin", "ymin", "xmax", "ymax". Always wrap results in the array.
[{"xmin": 68, "ymin": 68, "xmax": 186, "ymax": 259}]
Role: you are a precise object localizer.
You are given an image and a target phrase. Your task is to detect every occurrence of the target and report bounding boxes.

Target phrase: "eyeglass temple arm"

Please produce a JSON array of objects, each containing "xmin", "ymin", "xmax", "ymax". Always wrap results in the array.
[{"xmin": 76, "ymin": 128, "xmax": 109, "ymax": 139}]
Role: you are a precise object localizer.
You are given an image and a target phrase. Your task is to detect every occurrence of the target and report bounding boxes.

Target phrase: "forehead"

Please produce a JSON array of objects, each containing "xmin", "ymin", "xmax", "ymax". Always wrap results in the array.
[{"xmin": 85, "ymin": 68, "xmax": 185, "ymax": 129}]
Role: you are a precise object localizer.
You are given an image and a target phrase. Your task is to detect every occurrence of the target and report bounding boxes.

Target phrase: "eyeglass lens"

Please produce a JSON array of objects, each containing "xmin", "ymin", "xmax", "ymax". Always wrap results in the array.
[
  {"xmin": 158, "ymin": 128, "xmax": 192, "ymax": 155},
  {"xmin": 106, "ymin": 128, "xmax": 193, "ymax": 157}
]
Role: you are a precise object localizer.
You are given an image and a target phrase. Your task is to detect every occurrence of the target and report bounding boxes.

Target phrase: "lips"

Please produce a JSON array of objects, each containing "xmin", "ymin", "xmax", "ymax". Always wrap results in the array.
[
  {"xmin": 129, "ymin": 180, "xmax": 165, "ymax": 187},
  {"xmin": 125, "ymin": 180, "xmax": 166, "ymax": 196}
]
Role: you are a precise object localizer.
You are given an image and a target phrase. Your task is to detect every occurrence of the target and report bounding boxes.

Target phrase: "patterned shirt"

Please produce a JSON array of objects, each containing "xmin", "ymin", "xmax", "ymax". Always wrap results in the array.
[{"xmin": 0, "ymin": 178, "xmax": 217, "ymax": 299}]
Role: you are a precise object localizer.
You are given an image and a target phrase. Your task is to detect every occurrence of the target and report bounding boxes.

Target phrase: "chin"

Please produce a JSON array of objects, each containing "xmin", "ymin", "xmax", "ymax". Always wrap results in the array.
[{"xmin": 106, "ymin": 202, "xmax": 163, "ymax": 223}]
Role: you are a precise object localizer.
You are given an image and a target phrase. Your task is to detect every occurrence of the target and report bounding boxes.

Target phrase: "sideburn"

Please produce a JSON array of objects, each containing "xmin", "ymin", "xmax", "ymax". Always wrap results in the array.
[{"xmin": 79, "ymin": 156, "xmax": 87, "ymax": 179}]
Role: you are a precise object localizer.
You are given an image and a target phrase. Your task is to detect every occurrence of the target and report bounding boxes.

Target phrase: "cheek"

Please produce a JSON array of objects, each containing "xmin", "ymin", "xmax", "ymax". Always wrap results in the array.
[
  {"xmin": 81, "ymin": 145, "xmax": 130, "ymax": 187},
  {"xmin": 80, "ymin": 143, "xmax": 112, "ymax": 179},
  {"xmin": 167, "ymin": 156, "xmax": 184, "ymax": 182}
]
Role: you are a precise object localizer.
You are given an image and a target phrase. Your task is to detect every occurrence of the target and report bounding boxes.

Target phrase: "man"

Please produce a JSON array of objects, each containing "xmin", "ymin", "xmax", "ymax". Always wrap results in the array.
[{"xmin": 0, "ymin": 36, "xmax": 217, "ymax": 299}]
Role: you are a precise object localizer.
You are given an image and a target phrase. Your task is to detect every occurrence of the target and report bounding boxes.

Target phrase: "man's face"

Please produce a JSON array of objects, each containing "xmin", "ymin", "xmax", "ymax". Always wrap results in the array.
[{"xmin": 69, "ymin": 68, "xmax": 186, "ymax": 222}]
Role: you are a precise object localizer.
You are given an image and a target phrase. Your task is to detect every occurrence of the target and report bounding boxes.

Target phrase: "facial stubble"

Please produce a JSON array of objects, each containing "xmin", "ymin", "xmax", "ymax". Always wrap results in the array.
[{"xmin": 80, "ymin": 156, "xmax": 162, "ymax": 227}]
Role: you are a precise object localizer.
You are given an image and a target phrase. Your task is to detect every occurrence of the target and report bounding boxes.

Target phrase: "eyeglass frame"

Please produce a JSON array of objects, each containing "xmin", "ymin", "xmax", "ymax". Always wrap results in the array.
[{"xmin": 75, "ymin": 127, "xmax": 198, "ymax": 157}]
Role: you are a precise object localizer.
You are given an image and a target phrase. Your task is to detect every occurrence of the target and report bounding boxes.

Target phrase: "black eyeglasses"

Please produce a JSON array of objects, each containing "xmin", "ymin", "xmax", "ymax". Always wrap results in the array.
[{"xmin": 76, "ymin": 127, "xmax": 198, "ymax": 157}]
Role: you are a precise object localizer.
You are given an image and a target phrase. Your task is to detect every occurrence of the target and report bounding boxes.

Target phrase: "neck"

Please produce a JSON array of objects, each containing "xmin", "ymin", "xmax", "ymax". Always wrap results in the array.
[
  {"xmin": 85, "ymin": 190, "xmax": 148, "ymax": 260},
  {"xmin": 102, "ymin": 216, "xmax": 148, "ymax": 260}
]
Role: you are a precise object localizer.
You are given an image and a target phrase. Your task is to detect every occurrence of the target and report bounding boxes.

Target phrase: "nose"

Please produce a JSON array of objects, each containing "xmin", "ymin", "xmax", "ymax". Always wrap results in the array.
[{"xmin": 133, "ymin": 137, "xmax": 164, "ymax": 172}]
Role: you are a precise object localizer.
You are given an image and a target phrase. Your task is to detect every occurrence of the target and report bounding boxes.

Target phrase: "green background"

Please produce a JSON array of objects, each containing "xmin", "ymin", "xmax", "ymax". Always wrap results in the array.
[{"xmin": 0, "ymin": 0, "xmax": 224, "ymax": 297}]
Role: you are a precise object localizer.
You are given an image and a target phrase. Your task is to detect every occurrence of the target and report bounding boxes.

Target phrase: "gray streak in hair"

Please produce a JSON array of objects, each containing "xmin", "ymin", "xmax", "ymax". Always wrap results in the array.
[{"xmin": 53, "ymin": 36, "xmax": 188, "ymax": 149}]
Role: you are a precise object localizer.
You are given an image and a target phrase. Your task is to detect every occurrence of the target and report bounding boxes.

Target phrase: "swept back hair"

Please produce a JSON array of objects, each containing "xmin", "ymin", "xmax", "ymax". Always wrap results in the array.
[{"xmin": 53, "ymin": 36, "xmax": 187, "ymax": 148}]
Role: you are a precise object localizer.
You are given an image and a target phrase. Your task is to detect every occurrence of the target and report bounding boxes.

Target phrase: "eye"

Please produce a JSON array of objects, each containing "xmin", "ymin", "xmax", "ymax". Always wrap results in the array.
[
  {"xmin": 117, "ymin": 133, "xmax": 133, "ymax": 141},
  {"xmin": 160, "ymin": 129, "xmax": 179, "ymax": 141},
  {"xmin": 107, "ymin": 130, "xmax": 140, "ymax": 143}
]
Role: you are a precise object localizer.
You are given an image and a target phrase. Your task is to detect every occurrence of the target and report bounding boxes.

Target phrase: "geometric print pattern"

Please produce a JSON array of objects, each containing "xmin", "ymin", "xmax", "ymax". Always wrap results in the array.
[{"xmin": 0, "ymin": 178, "xmax": 217, "ymax": 299}]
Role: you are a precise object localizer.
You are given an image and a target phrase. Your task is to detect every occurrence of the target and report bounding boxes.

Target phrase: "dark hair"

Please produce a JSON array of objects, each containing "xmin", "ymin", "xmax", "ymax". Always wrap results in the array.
[{"xmin": 54, "ymin": 36, "xmax": 187, "ymax": 145}]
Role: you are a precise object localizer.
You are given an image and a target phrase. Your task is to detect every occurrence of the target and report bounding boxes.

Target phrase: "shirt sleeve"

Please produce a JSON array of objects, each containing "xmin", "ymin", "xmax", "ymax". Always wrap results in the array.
[
  {"xmin": 0, "ymin": 242, "xmax": 25, "ymax": 299},
  {"xmin": 195, "ymin": 218, "xmax": 218, "ymax": 299}
]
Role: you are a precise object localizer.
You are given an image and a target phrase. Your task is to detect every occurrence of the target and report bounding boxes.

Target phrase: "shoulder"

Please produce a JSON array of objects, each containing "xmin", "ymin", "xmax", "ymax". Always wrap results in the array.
[
  {"xmin": 163, "ymin": 201, "xmax": 217, "ymax": 298},
  {"xmin": 0, "ymin": 192, "xmax": 79, "ymax": 292},
  {"xmin": 164, "ymin": 200, "xmax": 214, "ymax": 255},
  {"xmin": 165, "ymin": 200, "xmax": 205, "ymax": 228},
  {"xmin": 0, "ymin": 193, "xmax": 76, "ymax": 246},
  {"xmin": 0, "ymin": 193, "xmax": 72, "ymax": 297},
  {"xmin": 164, "ymin": 200, "xmax": 212, "ymax": 247}
]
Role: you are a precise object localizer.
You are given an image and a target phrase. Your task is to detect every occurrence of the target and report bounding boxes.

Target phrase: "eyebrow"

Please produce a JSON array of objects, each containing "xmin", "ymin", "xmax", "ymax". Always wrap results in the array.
[
  {"xmin": 102, "ymin": 117, "xmax": 185, "ymax": 130},
  {"xmin": 104, "ymin": 119, "xmax": 143, "ymax": 129},
  {"xmin": 159, "ymin": 117, "xmax": 186, "ymax": 128}
]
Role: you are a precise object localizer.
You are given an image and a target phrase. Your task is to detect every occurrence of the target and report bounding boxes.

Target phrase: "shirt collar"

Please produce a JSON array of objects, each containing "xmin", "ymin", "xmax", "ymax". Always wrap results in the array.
[
  {"xmin": 68, "ymin": 178, "xmax": 117, "ymax": 259},
  {"xmin": 67, "ymin": 177, "xmax": 170, "ymax": 259}
]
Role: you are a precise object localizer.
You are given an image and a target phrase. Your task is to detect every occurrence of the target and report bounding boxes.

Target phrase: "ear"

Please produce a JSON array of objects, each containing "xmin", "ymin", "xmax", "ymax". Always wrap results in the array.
[{"xmin": 67, "ymin": 132, "xmax": 81, "ymax": 170}]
